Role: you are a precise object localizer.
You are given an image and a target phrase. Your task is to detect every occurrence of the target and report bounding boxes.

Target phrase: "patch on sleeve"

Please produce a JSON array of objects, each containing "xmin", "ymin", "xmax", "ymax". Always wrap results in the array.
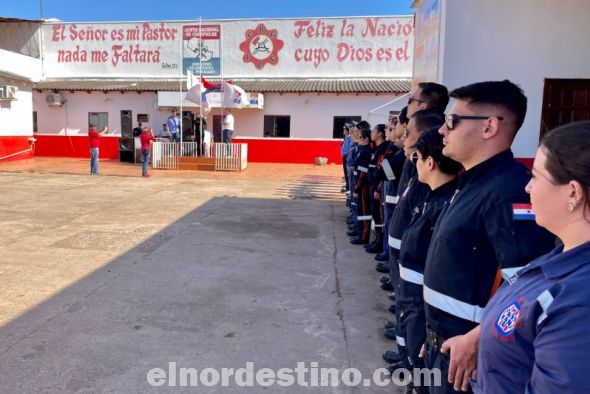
[
  {"xmin": 494, "ymin": 299, "xmax": 524, "ymax": 340},
  {"xmin": 513, "ymin": 203, "xmax": 535, "ymax": 221}
]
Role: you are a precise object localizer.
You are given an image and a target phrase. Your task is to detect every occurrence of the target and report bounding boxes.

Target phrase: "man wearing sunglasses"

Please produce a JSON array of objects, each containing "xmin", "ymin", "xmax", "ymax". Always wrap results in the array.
[
  {"xmin": 407, "ymin": 82, "xmax": 450, "ymax": 117},
  {"xmin": 382, "ymin": 85, "xmax": 449, "ymax": 367},
  {"xmin": 422, "ymin": 80, "xmax": 555, "ymax": 393}
]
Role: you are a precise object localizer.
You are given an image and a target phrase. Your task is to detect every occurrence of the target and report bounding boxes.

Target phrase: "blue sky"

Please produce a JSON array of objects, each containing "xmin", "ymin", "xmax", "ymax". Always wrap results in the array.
[{"xmin": 4, "ymin": 0, "xmax": 414, "ymax": 21}]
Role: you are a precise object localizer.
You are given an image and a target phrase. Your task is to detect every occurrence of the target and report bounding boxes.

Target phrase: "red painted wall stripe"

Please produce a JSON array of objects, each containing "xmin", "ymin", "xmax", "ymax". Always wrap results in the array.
[
  {"xmin": 28, "ymin": 135, "xmax": 536, "ymax": 167},
  {"xmin": 34, "ymin": 135, "xmax": 120, "ymax": 160},
  {"xmin": 0, "ymin": 136, "xmax": 34, "ymax": 161},
  {"xmin": 232, "ymin": 138, "xmax": 343, "ymax": 164}
]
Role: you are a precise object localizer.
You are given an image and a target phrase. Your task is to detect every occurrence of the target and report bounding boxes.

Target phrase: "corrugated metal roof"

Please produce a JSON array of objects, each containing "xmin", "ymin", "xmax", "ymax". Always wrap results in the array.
[
  {"xmin": 33, "ymin": 78, "xmax": 412, "ymax": 94},
  {"xmin": 0, "ymin": 17, "xmax": 43, "ymax": 23}
]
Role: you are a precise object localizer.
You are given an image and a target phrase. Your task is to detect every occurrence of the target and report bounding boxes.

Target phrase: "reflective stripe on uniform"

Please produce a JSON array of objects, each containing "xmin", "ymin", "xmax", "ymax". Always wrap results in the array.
[
  {"xmin": 382, "ymin": 160, "xmax": 396, "ymax": 181},
  {"xmin": 536, "ymin": 289, "xmax": 554, "ymax": 326},
  {"xmin": 353, "ymin": 171, "xmax": 358, "ymax": 175},
  {"xmin": 500, "ymin": 266, "xmax": 524, "ymax": 281},
  {"xmin": 369, "ymin": 164, "xmax": 376, "ymax": 168},
  {"xmin": 388, "ymin": 235, "xmax": 401, "ymax": 250},
  {"xmin": 386, "ymin": 195, "xmax": 399, "ymax": 204},
  {"xmin": 399, "ymin": 264, "xmax": 424, "ymax": 285},
  {"xmin": 374, "ymin": 224, "xmax": 384, "ymax": 228},
  {"xmin": 396, "ymin": 336, "xmax": 406, "ymax": 346},
  {"xmin": 358, "ymin": 166, "xmax": 369, "ymax": 173},
  {"xmin": 423, "ymin": 285, "xmax": 484, "ymax": 323},
  {"xmin": 357, "ymin": 215, "xmax": 372, "ymax": 221}
]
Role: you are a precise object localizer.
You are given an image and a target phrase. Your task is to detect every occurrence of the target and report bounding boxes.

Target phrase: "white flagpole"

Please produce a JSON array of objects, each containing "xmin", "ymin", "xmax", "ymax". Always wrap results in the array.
[
  {"xmin": 179, "ymin": 24, "xmax": 183, "ymax": 149},
  {"xmin": 220, "ymin": 24, "xmax": 224, "ymax": 144},
  {"xmin": 199, "ymin": 17, "xmax": 203, "ymax": 156}
]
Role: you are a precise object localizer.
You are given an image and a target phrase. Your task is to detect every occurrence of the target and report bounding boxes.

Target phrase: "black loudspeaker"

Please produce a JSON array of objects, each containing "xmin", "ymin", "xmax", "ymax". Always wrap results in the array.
[
  {"xmin": 119, "ymin": 138, "xmax": 133, "ymax": 151},
  {"xmin": 119, "ymin": 137, "xmax": 134, "ymax": 163},
  {"xmin": 121, "ymin": 110, "xmax": 133, "ymax": 138}
]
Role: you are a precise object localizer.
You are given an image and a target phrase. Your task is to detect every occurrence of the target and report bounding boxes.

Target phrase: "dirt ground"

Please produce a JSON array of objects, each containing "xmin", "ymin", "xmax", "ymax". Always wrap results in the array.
[
  {"xmin": 0, "ymin": 157, "xmax": 344, "ymax": 181},
  {"xmin": 0, "ymin": 158, "xmax": 403, "ymax": 393}
]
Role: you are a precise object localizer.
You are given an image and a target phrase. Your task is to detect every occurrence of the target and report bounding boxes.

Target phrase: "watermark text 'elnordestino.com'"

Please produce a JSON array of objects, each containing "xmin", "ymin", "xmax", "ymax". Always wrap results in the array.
[{"xmin": 147, "ymin": 362, "xmax": 442, "ymax": 388}]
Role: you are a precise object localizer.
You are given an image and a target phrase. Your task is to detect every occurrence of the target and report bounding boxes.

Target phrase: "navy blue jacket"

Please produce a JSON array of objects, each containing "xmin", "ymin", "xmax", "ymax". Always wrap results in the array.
[
  {"xmin": 398, "ymin": 179, "xmax": 458, "ymax": 297},
  {"xmin": 474, "ymin": 241, "xmax": 590, "ymax": 394},
  {"xmin": 380, "ymin": 148, "xmax": 405, "ymax": 208},
  {"xmin": 423, "ymin": 150, "xmax": 555, "ymax": 338},
  {"xmin": 388, "ymin": 161, "xmax": 430, "ymax": 258}
]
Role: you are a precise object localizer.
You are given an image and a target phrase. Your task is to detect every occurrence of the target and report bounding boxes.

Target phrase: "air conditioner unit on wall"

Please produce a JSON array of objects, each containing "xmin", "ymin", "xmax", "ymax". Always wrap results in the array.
[
  {"xmin": 46, "ymin": 93, "xmax": 64, "ymax": 107},
  {"xmin": 0, "ymin": 85, "xmax": 18, "ymax": 100}
]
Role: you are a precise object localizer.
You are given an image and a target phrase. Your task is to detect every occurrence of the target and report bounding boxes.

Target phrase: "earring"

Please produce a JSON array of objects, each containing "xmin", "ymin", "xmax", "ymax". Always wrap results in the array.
[{"xmin": 567, "ymin": 202, "xmax": 575, "ymax": 212}]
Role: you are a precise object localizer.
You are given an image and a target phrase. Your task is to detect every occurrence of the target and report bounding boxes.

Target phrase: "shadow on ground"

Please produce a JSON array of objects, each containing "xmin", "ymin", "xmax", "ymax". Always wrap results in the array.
[{"xmin": 0, "ymin": 196, "xmax": 399, "ymax": 393}]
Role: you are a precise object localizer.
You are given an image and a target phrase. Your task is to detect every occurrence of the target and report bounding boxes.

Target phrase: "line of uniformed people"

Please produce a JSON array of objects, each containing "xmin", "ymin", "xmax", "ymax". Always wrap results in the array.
[{"xmin": 344, "ymin": 80, "xmax": 590, "ymax": 393}]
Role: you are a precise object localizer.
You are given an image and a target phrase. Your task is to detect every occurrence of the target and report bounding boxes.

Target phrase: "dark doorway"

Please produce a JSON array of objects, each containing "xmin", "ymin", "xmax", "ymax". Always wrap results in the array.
[
  {"xmin": 333, "ymin": 116, "xmax": 361, "ymax": 139},
  {"xmin": 212, "ymin": 115, "xmax": 222, "ymax": 142},
  {"xmin": 541, "ymin": 79, "xmax": 590, "ymax": 139}
]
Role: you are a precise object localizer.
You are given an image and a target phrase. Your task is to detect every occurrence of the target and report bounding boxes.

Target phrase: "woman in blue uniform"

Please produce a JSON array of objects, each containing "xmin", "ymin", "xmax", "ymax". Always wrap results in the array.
[
  {"xmin": 351, "ymin": 122, "xmax": 373, "ymax": 244},
  {"xmin": 473, "ymin": 120, "xmax": 590, "ymax": 393},
  {"xmin": 397, "ymin": 128, "xmax": 462, "ymax": 393}
]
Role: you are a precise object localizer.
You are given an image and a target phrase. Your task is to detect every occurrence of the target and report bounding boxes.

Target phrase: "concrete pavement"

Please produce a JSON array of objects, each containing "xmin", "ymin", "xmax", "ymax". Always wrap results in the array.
[{"xmin": 0, "ymin": 169, "xmax": 404, "ymax": 393}]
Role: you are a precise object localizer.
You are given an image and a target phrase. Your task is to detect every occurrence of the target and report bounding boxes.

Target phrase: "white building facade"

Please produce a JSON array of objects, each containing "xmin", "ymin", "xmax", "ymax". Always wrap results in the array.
[
  {"xmin": 412, "ymin": 0, "xmax": 590, "ymax": 163},
  {"xmin": 27, "ymin": 16, "xmax": 414, "ymax": 163}
]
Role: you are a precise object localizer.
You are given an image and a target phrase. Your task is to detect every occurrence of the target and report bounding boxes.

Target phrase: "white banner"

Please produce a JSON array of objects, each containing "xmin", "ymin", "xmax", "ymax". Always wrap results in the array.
[{"xmin": 42, "ymin": 16, "xmax": 413, "ymax": 79}]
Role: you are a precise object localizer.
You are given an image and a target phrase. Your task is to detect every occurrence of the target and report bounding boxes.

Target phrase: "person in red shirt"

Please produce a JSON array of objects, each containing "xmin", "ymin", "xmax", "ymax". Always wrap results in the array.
[
  {"xmin": 140, "ymin": 127, "xmax": 155, "ymax": 177},
  {"xmin": 88, "ymin": 124, "xmax": 108, "ymax": 175}
]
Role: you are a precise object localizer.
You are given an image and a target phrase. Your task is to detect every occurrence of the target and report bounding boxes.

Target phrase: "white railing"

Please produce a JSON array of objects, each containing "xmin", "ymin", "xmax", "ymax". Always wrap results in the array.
[
  {"xmin": 152, "ymin": 141, "xmax": 247, "ymax": 171},
  {"xmin": 213, "ymin": 143, "xmax": 248, "ymax": 171},
  {"xmin": 152, "ymin": 141, "xmax": 178, "ymax": 169},
  {"xmin": 179, "ymin": 142, "xmax": 199, "ymax": 157}
]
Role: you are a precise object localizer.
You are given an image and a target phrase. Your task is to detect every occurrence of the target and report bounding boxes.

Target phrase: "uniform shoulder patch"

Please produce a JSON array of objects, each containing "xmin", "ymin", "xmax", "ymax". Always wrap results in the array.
[{"xmin": 494, "ymin": 300, "xmax": 523, "ymax": 338}]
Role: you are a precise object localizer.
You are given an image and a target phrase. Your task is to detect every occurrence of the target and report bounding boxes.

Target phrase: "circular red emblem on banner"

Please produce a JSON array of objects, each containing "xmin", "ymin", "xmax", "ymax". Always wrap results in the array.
[{"xmin": 239, "ymin": 23, "xmax": 284, "ymax": 70}]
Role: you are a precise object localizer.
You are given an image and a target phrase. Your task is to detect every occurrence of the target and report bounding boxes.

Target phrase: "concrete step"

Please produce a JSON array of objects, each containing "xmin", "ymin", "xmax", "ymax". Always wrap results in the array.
[
  {"xmin": 178, "ymin": 163, "xmax": 215, "ymax": 171},
  {"xmin": 178, "ymin": 157, "xmax": 215, "ymax": 165}
]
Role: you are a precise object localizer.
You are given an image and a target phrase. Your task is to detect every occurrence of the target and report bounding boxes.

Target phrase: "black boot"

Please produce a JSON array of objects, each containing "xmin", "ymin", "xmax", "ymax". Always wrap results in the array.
[
  {"xmin": 381, "ymin": 281, "xmax": 394, "ymax": 292},
  {"xmin": 366, "ymin": 233, "xmax": 384, "ymax": 254},
  {"xmin": 383, "ymin": 347, "xmax": 407, "ymax": 364},
  {"xmin": 375, "ymin": 262, "xmax": 390, "ymax": 274}
]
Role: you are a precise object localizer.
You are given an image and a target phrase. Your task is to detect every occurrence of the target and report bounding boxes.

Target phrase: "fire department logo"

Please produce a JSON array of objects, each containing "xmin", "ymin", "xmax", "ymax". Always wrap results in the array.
[
  {"xmin": 495, "ymin": 301, "xmax": 522, "ymax": 337},
  {"xmin": 239, "ymin": 23, "xmax": 284, "ymax": 70}
]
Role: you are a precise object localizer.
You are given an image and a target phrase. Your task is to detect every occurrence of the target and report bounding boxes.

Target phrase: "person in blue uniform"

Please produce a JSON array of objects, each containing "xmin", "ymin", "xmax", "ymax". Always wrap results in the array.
[
  {"xmin": 351, "ymin": 121, "xmax": 373, "ymax": 244},
  {"xmin": 421, "ymin": 80, "xmax": 555, "ymax": 393},
  {"xmin": 346, "ymin": 125, "xmax": 360, "ymax": 237},
  {"xmin": 384, "ymin": 109, "xmax": 446, "ymax": 369},
  {"xmin": 375, "ymin": 107, "xmax": 409, "ymax": 264},
  {"xmin": 341, "ymin": 123, "xmax": 353, "ymax": 193},
  {"xmin": 397, "ymin": 128, "xmax": 463, "ymax": 394},
  {"xmin": 366, "ymin": 124, "xmax": 390, "ymax": 253},
  {"xmin": 472, "ymin": 120, "xmax": 590, "ymax": 393}
]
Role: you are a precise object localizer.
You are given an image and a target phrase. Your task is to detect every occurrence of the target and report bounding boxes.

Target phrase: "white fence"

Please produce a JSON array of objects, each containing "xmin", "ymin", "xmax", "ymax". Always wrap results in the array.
[
  {"xmin": 152, "ymin": 141, "xmax": 178, "ymax": 169},
  {"xmin": 152, "ymin": 141, "xmax": 247, "ymax": 171},
  {"xmin": 213, "ymin": 143, "xmax": 248, "ymax": 172},
  {"xmin": 179, "ymin": 142, "xmax": 199, "ymax": 158}
]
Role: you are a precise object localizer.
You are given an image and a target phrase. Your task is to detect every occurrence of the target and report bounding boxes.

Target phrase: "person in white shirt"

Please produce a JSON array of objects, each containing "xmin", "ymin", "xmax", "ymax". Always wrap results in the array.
[
  {"xmin": 222, "ymin": 108, "xmax": 235, "ymax": 143},
  {"xmin": 202, "ymin": 120, "xmax": 212, "ymax": 157}
]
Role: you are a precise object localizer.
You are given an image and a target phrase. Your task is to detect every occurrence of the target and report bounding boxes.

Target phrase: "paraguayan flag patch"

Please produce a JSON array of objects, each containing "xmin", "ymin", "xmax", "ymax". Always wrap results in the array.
[{"xmin": 512, "ymin": 203, "xmax": 535, "ymax": 221}]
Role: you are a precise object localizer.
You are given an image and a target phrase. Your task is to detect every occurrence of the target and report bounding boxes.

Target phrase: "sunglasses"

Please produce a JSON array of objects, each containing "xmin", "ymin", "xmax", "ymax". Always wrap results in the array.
[
  {"xmin": 445, "ymin": 114, "xmax": 504, "ymax": 130},
  {"xmin": 410, "ymin": 151, "xmax": 419, "ymax": 165},
  {"xmin": 408, "ymin": 96, "xmax": 426, "ymax": 105}
]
